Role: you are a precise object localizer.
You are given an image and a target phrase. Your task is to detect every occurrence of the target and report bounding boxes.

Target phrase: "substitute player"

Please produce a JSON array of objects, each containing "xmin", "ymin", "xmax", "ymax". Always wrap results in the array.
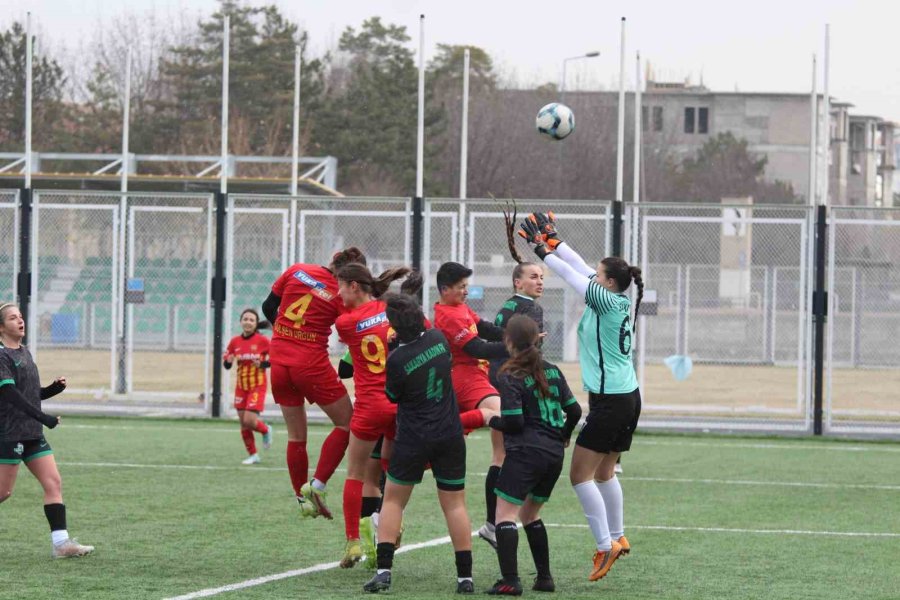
[
  {"xmin": 363, "ymin": 293, "xmax": 474, "ymax": 594},
  {"xmin": 433, "ymin": 262, "xmax": 505, "ymax": 547},
  {"xmin": 485, "ymin": 315, "xmax": 581, "ymax": 595},
  {"xmin": 520, "ymin": 213, "xmax": 643, "ymax": 582},
  {"xmin": 261, "ymin": 247, "xmax": 366, "ymax": 518},
  {"xmin": 0, "ymin": 302, "xmax": 93, "ymax": 558},
  {"xmin": 334, "ymin": 263, "xmax": 420, "ymax": 568},
  {"xmin": 223, "ymin": 309, "xmax": 273, "ymax": 464}
]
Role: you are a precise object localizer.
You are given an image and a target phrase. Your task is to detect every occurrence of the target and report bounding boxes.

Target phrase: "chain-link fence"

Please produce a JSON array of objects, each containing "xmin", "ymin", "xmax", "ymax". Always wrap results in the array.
[
  {"xmin": 827, "ymin": 207, "xmax": 900, "ymax": 435},
  {"xmin": 4, "ymin": 191, "xmax": 896, "ymax": 437}
]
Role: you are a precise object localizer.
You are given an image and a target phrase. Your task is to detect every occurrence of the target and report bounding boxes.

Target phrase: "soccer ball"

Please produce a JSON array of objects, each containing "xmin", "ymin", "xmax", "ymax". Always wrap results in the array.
[{"xmin": 536, "ymin": 102, "xmax": 575, "ymax": 140}]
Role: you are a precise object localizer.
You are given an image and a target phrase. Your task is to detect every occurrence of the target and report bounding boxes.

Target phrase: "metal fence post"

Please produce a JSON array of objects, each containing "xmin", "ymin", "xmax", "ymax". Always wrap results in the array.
[
  {"xmin": 17, "ymin": 188, "xmax": 32, "ymax": 343},
  {"xmin": 812, "ymin": 204, "xmax": 827, "ymax": 435},
  {"xmin": 611, "ymin": 200, "xmax": 623, "ymax": 257},
  {"xmin": 211, "ymin": 192, "xmax": 227, "ymax": 418},
  {"xmin": 411, "ymin": 195, "xmax": 424, "ymax": 302}
]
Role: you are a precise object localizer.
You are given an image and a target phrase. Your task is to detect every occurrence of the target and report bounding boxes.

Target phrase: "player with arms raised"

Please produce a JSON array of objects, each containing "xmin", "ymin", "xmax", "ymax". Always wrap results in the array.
[{"xmin": 261, "ymin": 248, "xmax": 366, "ymax": 518}]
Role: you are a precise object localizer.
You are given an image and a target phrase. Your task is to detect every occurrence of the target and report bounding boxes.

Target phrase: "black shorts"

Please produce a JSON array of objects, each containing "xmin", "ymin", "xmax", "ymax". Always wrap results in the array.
[
  {"xmin": 576, "ymin": 388, "xmax": 641, "ymax": 454},
  {"xmin": 387, "ymin": 435, "xmax": 466, "ymax": 491},
  {"xmin": 0, "ymin": 436, "xmax": 53, "ymax": 465},
  {"xmin": 494, "ymin": 448, "xmax": 563, "ymax": 506},
  {"xmin": 370, "ymin": 435, "xmax": 384, "ymax": 460}
]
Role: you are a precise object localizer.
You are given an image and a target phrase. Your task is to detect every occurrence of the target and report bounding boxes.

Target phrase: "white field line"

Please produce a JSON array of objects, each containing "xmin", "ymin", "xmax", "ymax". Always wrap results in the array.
[
  {"xmin": 162, "ymin": 532, "xmax": 464, "ymax": 600},
  {"xmin": 57, "ymin": 462, "xmax": 900, "ymax": 492},
  {"xmin": 639, "ymin": 439, "xmax": 900, "ymax": 453},
  {"xmin": 547, "ymin": 523, "xmax": 900, "ymax": 538}
]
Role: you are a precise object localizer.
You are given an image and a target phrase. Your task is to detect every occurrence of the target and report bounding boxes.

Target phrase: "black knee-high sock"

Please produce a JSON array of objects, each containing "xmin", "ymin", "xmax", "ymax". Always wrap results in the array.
[
  {"xmin": 376, "ymin": 542, "xmax": 395, "ymax": 570},
  {"xmin": 495, "ymin": 521, "xmax": 519, "ymax": 581},
  {"xmin": 361, "ymin": 496, "xmax": 380, "ymax": 518},
  {"xmin": 524, "ymin": 519, "xmax": 551, "ymax": 579},
  {"xmin": 377, "ymin": 471, "xmax": 386, "ymax": 511},
  {"xmin": 43, "ymin": 503, "xmax": 66, "ymax": 532},
  {"xmin": 485, "ymin": 465, "xmax": 501, "ymax": 525},
  {"xmin": 455, "ymin": 550, "xmax": 473, "ymax": 579}
]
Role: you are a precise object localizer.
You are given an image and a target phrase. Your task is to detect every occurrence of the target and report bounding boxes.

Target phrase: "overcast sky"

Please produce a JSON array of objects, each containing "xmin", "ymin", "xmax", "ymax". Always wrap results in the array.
[{"xmin": 5, "ymin": 0, "xmax": 899, "ymax": 121}]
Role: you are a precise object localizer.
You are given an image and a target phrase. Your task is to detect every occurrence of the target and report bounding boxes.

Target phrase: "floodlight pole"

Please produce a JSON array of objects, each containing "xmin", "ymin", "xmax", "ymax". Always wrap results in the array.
[
  {"xmin": 613, "ymin": 17, "xmax": 627, "ymax": 257},
  {"xmin": 291, "ymin": 44, "xmax": 301, "ymax": 197},
  {"xmin": 412, "ymin": 14, "xmax": 425, "ymax": 284},
  {"xmin": 459, "ymin": 48, "xmax": 470, "ymax": 199},
  {"xmin": 25, "ymin": 13, "xmax": 32, "ymax": 190},
  {"xmin": 220, "ymin": 15, "xmax": 230, "ymax": 195}
]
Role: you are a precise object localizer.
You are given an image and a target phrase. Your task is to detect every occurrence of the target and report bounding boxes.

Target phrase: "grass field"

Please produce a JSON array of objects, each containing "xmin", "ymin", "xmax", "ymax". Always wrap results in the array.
[{"xmin": 1, "ymin": 417, "xmax": 898, "ymax": 600}]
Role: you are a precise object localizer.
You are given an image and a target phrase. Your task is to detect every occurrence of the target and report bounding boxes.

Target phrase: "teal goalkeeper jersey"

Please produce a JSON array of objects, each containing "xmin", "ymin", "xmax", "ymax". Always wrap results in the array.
[{"xmin": 577, "ymin": 278, "xmax": 638, "ymax": 395}]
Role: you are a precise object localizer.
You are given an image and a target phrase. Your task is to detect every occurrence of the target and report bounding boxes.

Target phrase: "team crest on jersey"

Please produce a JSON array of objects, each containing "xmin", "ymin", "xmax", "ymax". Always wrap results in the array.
[
  {"xmin": 13, "ymin": 443, "xmax": 23, "ymax": 456},
  {"xmin": 357, "ymin": 312, "xmax": 388, "ymax": 332},
  {"xmin": 293, "ymin": 269, "xmax": 335, "ymax": 300}
]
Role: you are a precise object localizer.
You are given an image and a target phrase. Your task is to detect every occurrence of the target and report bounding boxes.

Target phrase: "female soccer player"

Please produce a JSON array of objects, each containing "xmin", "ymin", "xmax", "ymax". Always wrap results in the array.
[
  {"xmin": 261, "ymin": 247, "xmax": 366, "ymax": 519},
  {"xmin": 520, "ymin": 213, "xmax": 643, "ymax": 582},
  {"xmin": 363, "ymin": 293, "xmax": 474, "ymax": 594},
  {"xmin": 334, "ymin": 263, "xmax": 420, "ymax": 568},
  {"xmin": 0, "ymin": 302, "xmax": 93, "ymax": 558},
  {"xmin": 486, "ymin": 315, "xmax": 581, "ymax": 595},
  {"xmin": 223, "ymin": 309, "xmax": 273, "ymax": 464},
  {"xmin": 433, "ymin": 262, "xmax": 506, "ymax": 547}
]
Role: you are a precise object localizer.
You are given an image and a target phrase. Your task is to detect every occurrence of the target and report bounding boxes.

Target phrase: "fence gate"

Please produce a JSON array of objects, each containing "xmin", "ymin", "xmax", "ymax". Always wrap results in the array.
[
  {"xmin": 126, "ymin": 196, "xmax": 213, "ymax": 407},
  {"xmin": 223, "ymin": 202, "xmax": 291, "ymax": 415},
  {"xmin": 827, "ymin": 208, "xmax": 900, "ymax": 436},
  {"xmin": 636, "ymin": 205, "xmax": 812, "ymax": 432},
  {"xmin": 0, "ymin": 190, "xmax": 18, "ymax": 303},
  {"xmin": 30, "ymin": 192, "xmax": 120, "ymax": 401}
]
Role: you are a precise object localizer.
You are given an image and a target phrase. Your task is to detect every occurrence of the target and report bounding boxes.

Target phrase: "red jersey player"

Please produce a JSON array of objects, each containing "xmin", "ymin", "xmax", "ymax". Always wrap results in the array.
[
  {"xmin": 433, "ymin": 262, "xmax": 507, "ymax": 549},
  {"xmin": 223, "ymin": 309, "xmax": 272, "ymax": 464},
  {"xmin": 261, "ymin": 247, "xmax": 366, "ymax": 519},
  {"xmin": 333, "ymin": 262, "xmax": 420, "ymax": 568}
]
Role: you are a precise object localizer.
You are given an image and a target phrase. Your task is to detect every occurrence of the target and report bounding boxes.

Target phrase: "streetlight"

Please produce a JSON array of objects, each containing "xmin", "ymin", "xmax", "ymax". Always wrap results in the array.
[{"xmin": 561, "ymin": 51, "xmax": 601, "ymax": 96}]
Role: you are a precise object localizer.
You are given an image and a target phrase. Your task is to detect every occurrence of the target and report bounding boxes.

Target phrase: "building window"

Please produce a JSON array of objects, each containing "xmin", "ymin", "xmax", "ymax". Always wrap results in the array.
[
  {"xmin": 653, "ymin": 106, "xmax": 663, "ymax": 132},
  {"xmin": 642, "ymin": 106, "xmax": 648, "ymax": 132},
  {"xmin": 684, "ymin": 107, "xmax": 695, "ymax": 133},
  {"xmin": 698, "ymin": 107, "xmax": 709, "ymax": 134}
]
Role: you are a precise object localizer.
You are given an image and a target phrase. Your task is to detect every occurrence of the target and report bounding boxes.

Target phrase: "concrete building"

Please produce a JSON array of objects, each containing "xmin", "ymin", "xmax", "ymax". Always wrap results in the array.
[{"xmin": 640, "ymin": 81, "xmax": 897, "ymax": 207}]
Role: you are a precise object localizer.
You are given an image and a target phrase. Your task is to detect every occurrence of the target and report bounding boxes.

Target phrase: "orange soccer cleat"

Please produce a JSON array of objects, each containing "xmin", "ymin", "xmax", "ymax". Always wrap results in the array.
[{"xmin": 588, "ymin": 539, "xmax": 623, "ymax": 582}]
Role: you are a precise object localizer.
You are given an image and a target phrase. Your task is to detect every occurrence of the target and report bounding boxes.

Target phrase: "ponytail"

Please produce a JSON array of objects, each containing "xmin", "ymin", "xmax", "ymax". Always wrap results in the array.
[
  {"xmin": 337, "ymin": 264, "xmax": 412, "ymax": 299},
  {"xmin": 600, "ymin": 257, "xmax": 645, "ymax": 334},
  {"xmin": 629, "ymin": 266, "xmax": 643, "ymax": 333},
  {"xmin": 499, "ymin": 315, "xmax": 549, "ymax": 400}
]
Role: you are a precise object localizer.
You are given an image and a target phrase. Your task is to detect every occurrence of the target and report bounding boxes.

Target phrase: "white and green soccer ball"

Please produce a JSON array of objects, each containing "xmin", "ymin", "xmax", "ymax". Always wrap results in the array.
[{"xmin": 536, "ymin": 102, "xmax": 575, "ymax": 140}]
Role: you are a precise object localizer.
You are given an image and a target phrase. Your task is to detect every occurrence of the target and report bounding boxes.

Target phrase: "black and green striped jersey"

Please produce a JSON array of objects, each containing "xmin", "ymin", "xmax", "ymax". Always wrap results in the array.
[
  {"xmin": 385, "ymin": 328, "xmax": 462, "ymax": 443},
  {"xmin": 495, "ymin": 360, "xmax": 578, "ymax": 457}
]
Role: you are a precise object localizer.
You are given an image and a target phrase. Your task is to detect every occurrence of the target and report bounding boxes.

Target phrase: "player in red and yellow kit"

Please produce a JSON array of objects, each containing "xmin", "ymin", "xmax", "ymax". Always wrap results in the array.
[
  {"xmin": 261, "ymin": 247, "xmax": 366, "ymax": 519},
  {"xmin": 223, "ymin": 309, "xmax": 272, "ymax": 465},
  {"xmin": 333, "ymin": 263, "xmax": 421, "ymax": 568},
  {"xmin": 433, "ymin": 262, "xmax": 506, "ymax": 548}
]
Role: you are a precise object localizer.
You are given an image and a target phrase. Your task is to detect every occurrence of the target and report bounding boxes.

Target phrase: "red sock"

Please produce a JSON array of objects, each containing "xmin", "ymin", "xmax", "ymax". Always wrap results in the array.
[
  {"xmin": 313, "ymin": 427, "xmax": 350, "ymax": 484},
  {"xmin": 286, "ymin": 440, "xmax": 308, "ymax": 496},
  {"xmin": 460, "ymin": 409, "xmax": 484, "ymax": 430},
  {"xmin": 343, "ymin": 478, "xmax": 364, "ymax": 539},
  {"xmin": 241, "ymin": 428, "xmax": 256, "ymax": 455},
  {"xmin": 254, "ymin": 420, "xmax": 269, "ymax": 435}
]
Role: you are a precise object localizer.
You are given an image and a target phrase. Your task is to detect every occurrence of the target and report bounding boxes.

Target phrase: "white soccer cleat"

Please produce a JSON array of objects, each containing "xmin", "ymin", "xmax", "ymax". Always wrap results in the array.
[
  {"xmin": 477, "ymin": 522, "xmax": 497, "ymax": 550},
  {"xmin": 52, "ymin": 538, "xmax": 94, "ymax": 559},
  {"xmin": 614, "ymin": 462, "xmax": 623, "ymax": 475},
  {"xmin": 262, "ymin": 426, "xmax": 274, "ymax": 450},
  {"xmin": 242, "ymin": 454, "xmax": 261, "ymax": 465}
]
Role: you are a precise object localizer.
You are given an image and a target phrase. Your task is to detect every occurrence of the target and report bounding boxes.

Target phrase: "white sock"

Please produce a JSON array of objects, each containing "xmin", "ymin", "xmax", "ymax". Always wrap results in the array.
[
  {"xmin": 573, "ymin": 481, "xmax": 611, "ymax": 550},
  {"xmin": 595, "ymin": 476, "xmax": 624, "ymax": 539},
  {"xmin": 51, "ymin": 529, "xmax": 69, "ymax": 546},
  {"xmin": 458, "ymin": 577, "xmax": 473, "ymax": 583},
  {"xmin": 377, "ymin": 569, "xmax": 391, "ymax": 575},
  {"xmin": 311, "ymin": 478, "xmax": 326, "ymax": 492},
  {"xmin": 372, "ymin": 511, "xmax": 380, "ymax": 529}
]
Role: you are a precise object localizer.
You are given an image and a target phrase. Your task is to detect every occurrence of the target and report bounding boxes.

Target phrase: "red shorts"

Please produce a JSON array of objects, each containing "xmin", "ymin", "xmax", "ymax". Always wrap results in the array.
[
  {"xmin": 451, "ymin": 365, "xmax": 499, "ymax": 412},
  {"xmin": 234, "ymin": 385, "xmax": 266, "ymax": 412},
  {"xmin": 270, "ymin": 355, "xmax": 348, "ymax": 407},
  {"xmin": 350, "ymin": 400, "xmax": 397, "ymax": 442}
]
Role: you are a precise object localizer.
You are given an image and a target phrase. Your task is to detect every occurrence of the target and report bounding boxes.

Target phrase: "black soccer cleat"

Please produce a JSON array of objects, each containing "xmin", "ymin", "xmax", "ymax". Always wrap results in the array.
[
  {"xmin": 532, "ymin": 575, "xmax": 555, "ymax": 592},
  {"xmin": 485, "ymin": 578, "xmax": 523, "ymax": 596},
  {"xmin": 456, "ymin": 579, "xmax": 475, "ymax": 594},
  {"xmin": 363, "ymin": 570, "xmax": 391, "ymax": 593}
]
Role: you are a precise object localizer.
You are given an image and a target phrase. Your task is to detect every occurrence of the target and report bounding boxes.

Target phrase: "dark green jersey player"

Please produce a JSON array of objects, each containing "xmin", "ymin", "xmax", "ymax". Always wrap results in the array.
[
  {"xmin": 364, "ymin": 294, "xmax": 475, "ymax": 595},
  {"xmin": 485, "ymin": 315, "xmax": 582, "ymax": 595},
  {"xmin": 488, "ymin": 262, "xmax": 545, "ymax": 389}
]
